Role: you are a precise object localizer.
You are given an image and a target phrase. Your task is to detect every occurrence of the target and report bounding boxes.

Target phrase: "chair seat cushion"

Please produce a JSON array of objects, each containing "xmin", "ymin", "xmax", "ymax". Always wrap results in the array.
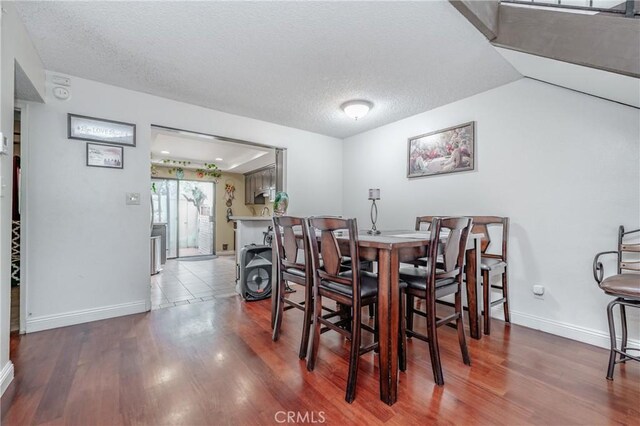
[
  {"xmin": 341, "ymin": 257, "xmax": 373, "ymax": 271},
  {"xmin": 600, "ymin": 274, "xmax": 640, "ymax": 299},
  {"xmin": 398, "ymin": 267, "xmax": 455, "ymax": 291},
  {"xmin": 284, "ymin": 267, "xmax": 305, "ymax": 278},
  {"xmin": 481, "ymin": 257, "xmax": 506, "ymax": 271},
  {"xmin": 320, "ymin": 270, "xmax": 379, "ymax": 298}
]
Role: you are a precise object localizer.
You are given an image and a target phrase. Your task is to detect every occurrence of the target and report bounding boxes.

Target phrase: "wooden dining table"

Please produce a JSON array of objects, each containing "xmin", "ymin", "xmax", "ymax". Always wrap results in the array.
[
  {"xmin": 336, "ymin": 230, "xmax": 484, "ymax": 406},
  {"xmin": 279, "ymin": 228, "xmax": 484, "ymax": 406}
]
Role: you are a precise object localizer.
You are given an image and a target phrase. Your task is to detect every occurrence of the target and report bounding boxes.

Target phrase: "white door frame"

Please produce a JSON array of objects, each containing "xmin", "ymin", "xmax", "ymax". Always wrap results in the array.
[{"xmin": 15, "ymin": 101, "xmax": 29, "ymax": 334}]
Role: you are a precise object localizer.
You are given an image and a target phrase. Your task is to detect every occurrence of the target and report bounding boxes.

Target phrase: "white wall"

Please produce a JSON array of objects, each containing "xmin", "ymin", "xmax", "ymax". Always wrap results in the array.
[
  {"xmin": 22, "ymin": 72, "xmax": 342, "ymax": 333},
  {"xmin": 342, "ymin": 78, "xmax": 640, "ymax": 348},
  {"xmin": 0, "ymin": 1, "xmax": 45, "ymax": 394}
]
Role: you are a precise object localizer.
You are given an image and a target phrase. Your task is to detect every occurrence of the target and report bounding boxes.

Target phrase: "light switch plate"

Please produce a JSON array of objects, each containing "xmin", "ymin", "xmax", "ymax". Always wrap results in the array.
[{"xmin": 126, "ymin": 192, "xmax": 141, "ymax": 205}]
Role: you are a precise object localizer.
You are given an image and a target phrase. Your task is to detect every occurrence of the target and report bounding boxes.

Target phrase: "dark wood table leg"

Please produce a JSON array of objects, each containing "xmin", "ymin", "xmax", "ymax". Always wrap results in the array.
[
  {"xmin": 377, "ymin": 248, "xmax": 399, "ymax": 405},
  {"xmin": 465, "ymin": 237, "xmax": 481, "ymax": 340}
]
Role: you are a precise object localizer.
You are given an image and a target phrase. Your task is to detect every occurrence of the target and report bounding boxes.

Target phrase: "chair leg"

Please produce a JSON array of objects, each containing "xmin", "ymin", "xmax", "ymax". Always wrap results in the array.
[
  {"xmin": 406, "ymin": 294, "xmax": 414, "ymax": 338},
  {"xmin": 299, "ymin": 286, "xmax": 313, "ymax": 359},
  {"xmin": 502, "ymin": 266, "xmax": 510, "ymax": 323},
  {"xmin": 345, "ymin": 302, "xmax": 361, "ymax": 403},
  {"xmin": 455, "ymin": 289, "xmax": 470, "ymax": 366},
  {"xmin": 374, "ymin": 303, "xmax": 379, "ymax": 354},
  {"xmin": 337, "ymin": 302, "xmax": 352, "ymax": 333},
  {"xmin": 399, "ymin": 291, "xmax": 407, "ymax": 372},
  {"xmin": 272, "ymin": 277, "xmax": 285, "ymax": 341},
  {"xmin": 483, "ymin": 270, "xmax": 491, "ymax": 335},
  {"xmin": 620, "ymin": 304, "xmax": 628, "ymax": 362},
  {"xmin": 606, "ymin": 299, "xmax": 618, "ymax": 380},
  {"xmin": 426, "ymin": 297, "xmax": 444, "ymax": 386},
  {"xmin": 307, "ymin": 292, "xmax": 323, "ymax": 372},
  {"xmin": 271, "ymin": 276, "xmax": 279, "ymax": 329},
  {"xmin": 369, "ymin": 304, "xmax": 375, "ymax": 319}
]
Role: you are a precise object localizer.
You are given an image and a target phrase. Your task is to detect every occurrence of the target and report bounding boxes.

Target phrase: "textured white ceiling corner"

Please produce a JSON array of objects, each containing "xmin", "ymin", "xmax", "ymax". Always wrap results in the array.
[
  {"xmin": 15, "ymin": 1, "xmax": 521, "ymax": 138},
  {"xmin": 495, "ymin": 47, "xmax": 640, "ymax": 108},
  {"xmin": 15, "ymin": 62, "xmax": 43, "ymax": 102}
]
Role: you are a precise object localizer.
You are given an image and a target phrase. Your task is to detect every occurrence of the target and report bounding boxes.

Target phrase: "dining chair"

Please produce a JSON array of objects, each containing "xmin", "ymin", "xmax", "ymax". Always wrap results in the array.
[
  {"xmin": 271, "ymin": 216, "xmax": 314, "ymax": 359},
  {"xmin": 305, "ymin": 217, "xmax": 378, "ymax": 403},
  {"xmin": 399, "ymin": 217, "xmax": 472, "ymax": 385},
  {"xmin": 472, "ymin": 216, "xmax": 510, "ymax": 335},
  {"xmin": 593, "ymin": 225, "xmax": 640, "ymax": 380},
  {"xmin": 414, "ymin": 215, "xmax": 510, "ymax": 335}
]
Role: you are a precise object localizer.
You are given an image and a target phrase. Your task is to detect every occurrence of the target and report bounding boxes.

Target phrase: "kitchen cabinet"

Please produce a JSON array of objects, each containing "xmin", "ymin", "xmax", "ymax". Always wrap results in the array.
[{"xmin": 244, "ymin": 165, "xmax": 276, "ymax": 205}]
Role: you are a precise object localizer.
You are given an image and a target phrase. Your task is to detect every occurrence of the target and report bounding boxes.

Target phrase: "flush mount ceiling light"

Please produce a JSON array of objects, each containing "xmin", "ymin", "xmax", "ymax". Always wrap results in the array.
[
  {"xmin": 341, "ymin": 100, "xmax": 373, "ymax": 121},
  {"xmin": 215, "ymin": 157, "xmax": 223, "ymax": 161},
  {"xmin": 160, "ymin": 150, "xmax": 170, "ymax": 154}
]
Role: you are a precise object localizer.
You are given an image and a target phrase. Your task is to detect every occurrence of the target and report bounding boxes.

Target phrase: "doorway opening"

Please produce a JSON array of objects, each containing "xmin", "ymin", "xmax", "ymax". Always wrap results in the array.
[
  {"xmin": 149, "ymin": 125, "xmax": 284, "ymax": 310},
  {"xmin": 10, "ymin": 108, "xmax": 22, "ymax": 333}
]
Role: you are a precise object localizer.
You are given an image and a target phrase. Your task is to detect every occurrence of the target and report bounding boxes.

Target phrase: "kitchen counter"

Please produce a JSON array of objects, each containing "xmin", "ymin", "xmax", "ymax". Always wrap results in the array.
[{"xmin": 229, "ymin": 216, "xmax": 272, "ymax": 221}]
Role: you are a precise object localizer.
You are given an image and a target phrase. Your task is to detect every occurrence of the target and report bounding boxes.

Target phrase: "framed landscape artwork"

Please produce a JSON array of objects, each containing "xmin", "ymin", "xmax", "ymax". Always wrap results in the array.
[
  {"xmin": 86, "ymin": 143, "xmax": 123, "ymax": 169},
  {"xmin": 407, "ymin": 121, "xmax": 475, "ymax": 178}
]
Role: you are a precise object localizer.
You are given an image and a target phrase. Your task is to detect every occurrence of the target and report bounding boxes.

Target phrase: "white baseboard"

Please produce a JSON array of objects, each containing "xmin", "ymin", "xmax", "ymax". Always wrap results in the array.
[
  {"xmin": 26, "ymin": 300, "xmax": 148, "ymax": 333},
  {"xmin": 494, "ymin": 306, "xmax": 640, "ymax": 350},
  {"xmin": 0, "ymin": 361, "xmax": 14, "ymax": 396}
]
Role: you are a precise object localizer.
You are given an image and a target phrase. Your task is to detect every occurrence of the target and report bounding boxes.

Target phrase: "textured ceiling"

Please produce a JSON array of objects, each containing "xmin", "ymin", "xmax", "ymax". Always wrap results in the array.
[{"xmin": 15, "ymin": 1, "xmax": 520, "ymax": 138}]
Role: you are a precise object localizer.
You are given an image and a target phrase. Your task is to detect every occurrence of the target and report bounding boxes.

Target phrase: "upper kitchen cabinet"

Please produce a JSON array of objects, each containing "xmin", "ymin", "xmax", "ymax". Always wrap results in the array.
[{"xmin": 245, "ymin": 164, "xmax": 276, "ymax": 205}]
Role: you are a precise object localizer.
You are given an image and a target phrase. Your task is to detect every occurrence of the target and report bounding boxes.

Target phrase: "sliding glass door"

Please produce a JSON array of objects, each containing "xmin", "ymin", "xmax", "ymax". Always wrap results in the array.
[
  {"xmin": 178, "ymin": 180, "xmax": 215, "ymax": 257},
  {"xmin": 152, "ymin": 178, "xmax": 215, "ymax": 258}
]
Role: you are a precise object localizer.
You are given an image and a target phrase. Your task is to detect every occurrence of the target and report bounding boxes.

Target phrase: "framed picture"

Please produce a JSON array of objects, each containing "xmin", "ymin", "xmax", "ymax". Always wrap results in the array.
[
  {"xmin": 407, "ymin": 121, "xmax": 475, "ymax": 178},
  {"xmin": 68, "ymin": 114, "xmax": 136, "ymax": 146},
  {"xmin": 86, "ymin": 143, "xmax": 124, "ymax": 169}
]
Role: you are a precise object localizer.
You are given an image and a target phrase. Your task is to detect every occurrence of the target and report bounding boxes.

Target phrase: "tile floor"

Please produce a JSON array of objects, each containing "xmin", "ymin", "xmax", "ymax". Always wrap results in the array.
[{"xmin": 151, "ymin": 255, "xmax": 238, "ymax": 310}]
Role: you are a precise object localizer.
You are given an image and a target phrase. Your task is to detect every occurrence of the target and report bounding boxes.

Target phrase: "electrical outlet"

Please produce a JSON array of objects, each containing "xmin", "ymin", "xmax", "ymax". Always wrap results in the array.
[{"xmin": 533, "ymin": 285, "xmax": 545, "ymax": 299}]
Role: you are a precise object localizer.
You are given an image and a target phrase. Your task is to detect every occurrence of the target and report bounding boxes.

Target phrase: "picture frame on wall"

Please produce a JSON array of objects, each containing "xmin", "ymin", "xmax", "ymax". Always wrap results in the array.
[
  {"xmin": 407, "ymin": 121, "xmax": 475, "ymax": 178},
  {"xmin": 68, "ymin": 113, "xmax": 136, "ymax": 146},
  {"xmin": 86, "ymin": 143, "xmax": 124, "ymax": 169}
]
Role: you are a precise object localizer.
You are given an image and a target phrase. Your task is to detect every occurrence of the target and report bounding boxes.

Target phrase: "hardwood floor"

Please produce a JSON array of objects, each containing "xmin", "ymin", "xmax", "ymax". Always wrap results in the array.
[{"xmin": 1, "ymin": 294, "xmax": 638, "ymax": 425}]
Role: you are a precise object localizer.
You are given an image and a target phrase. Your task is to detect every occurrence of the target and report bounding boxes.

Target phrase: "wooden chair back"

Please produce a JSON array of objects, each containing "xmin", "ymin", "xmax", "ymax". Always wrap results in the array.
[
  {"xmin": 415, "ymin": 215, "xmax": 437, "ymax": 231},
  {"xmin": 272, "ymin": 216, "xmax": 308, "ymax": 275},
  {"xmin": 618, "ymin": 226, "xmax": 640, "ymax": 274},
  {"xmin": 470, "ymin": 216, "xmax": 509, "ymax": 261},
  {"xmin": 306, "ymin": 217, "xmax": 359, "ymax": 296},
  {"xmin": 431, "ymin": 217, "xmax": 473, "ymax": 282}
]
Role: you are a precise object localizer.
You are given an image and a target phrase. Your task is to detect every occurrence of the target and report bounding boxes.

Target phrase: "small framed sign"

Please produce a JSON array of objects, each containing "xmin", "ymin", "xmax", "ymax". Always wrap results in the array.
[
  {"xmin": 86, "ymin": 143, "xmax": 123, "ymax": 169},
  {"xmin": 69, "ymin": 114, "xmax": 136, "ymax": 146}
]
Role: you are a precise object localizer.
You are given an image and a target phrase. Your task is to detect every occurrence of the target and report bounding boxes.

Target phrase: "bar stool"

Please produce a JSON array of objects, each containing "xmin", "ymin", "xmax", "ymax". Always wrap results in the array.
[{"xmin": 593, "ymin": 225, "xmax": 640, "ymax": 380}]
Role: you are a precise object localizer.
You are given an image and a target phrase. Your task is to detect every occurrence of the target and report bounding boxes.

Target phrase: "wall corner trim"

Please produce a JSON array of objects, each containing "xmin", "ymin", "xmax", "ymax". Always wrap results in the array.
[
  {"xmin": 25, "ymin": 300, "xmax": 148, "ymax": 333},
  {"xmin": 0, "ymin": 361, "xmax": 15, "ymax": 396}
]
